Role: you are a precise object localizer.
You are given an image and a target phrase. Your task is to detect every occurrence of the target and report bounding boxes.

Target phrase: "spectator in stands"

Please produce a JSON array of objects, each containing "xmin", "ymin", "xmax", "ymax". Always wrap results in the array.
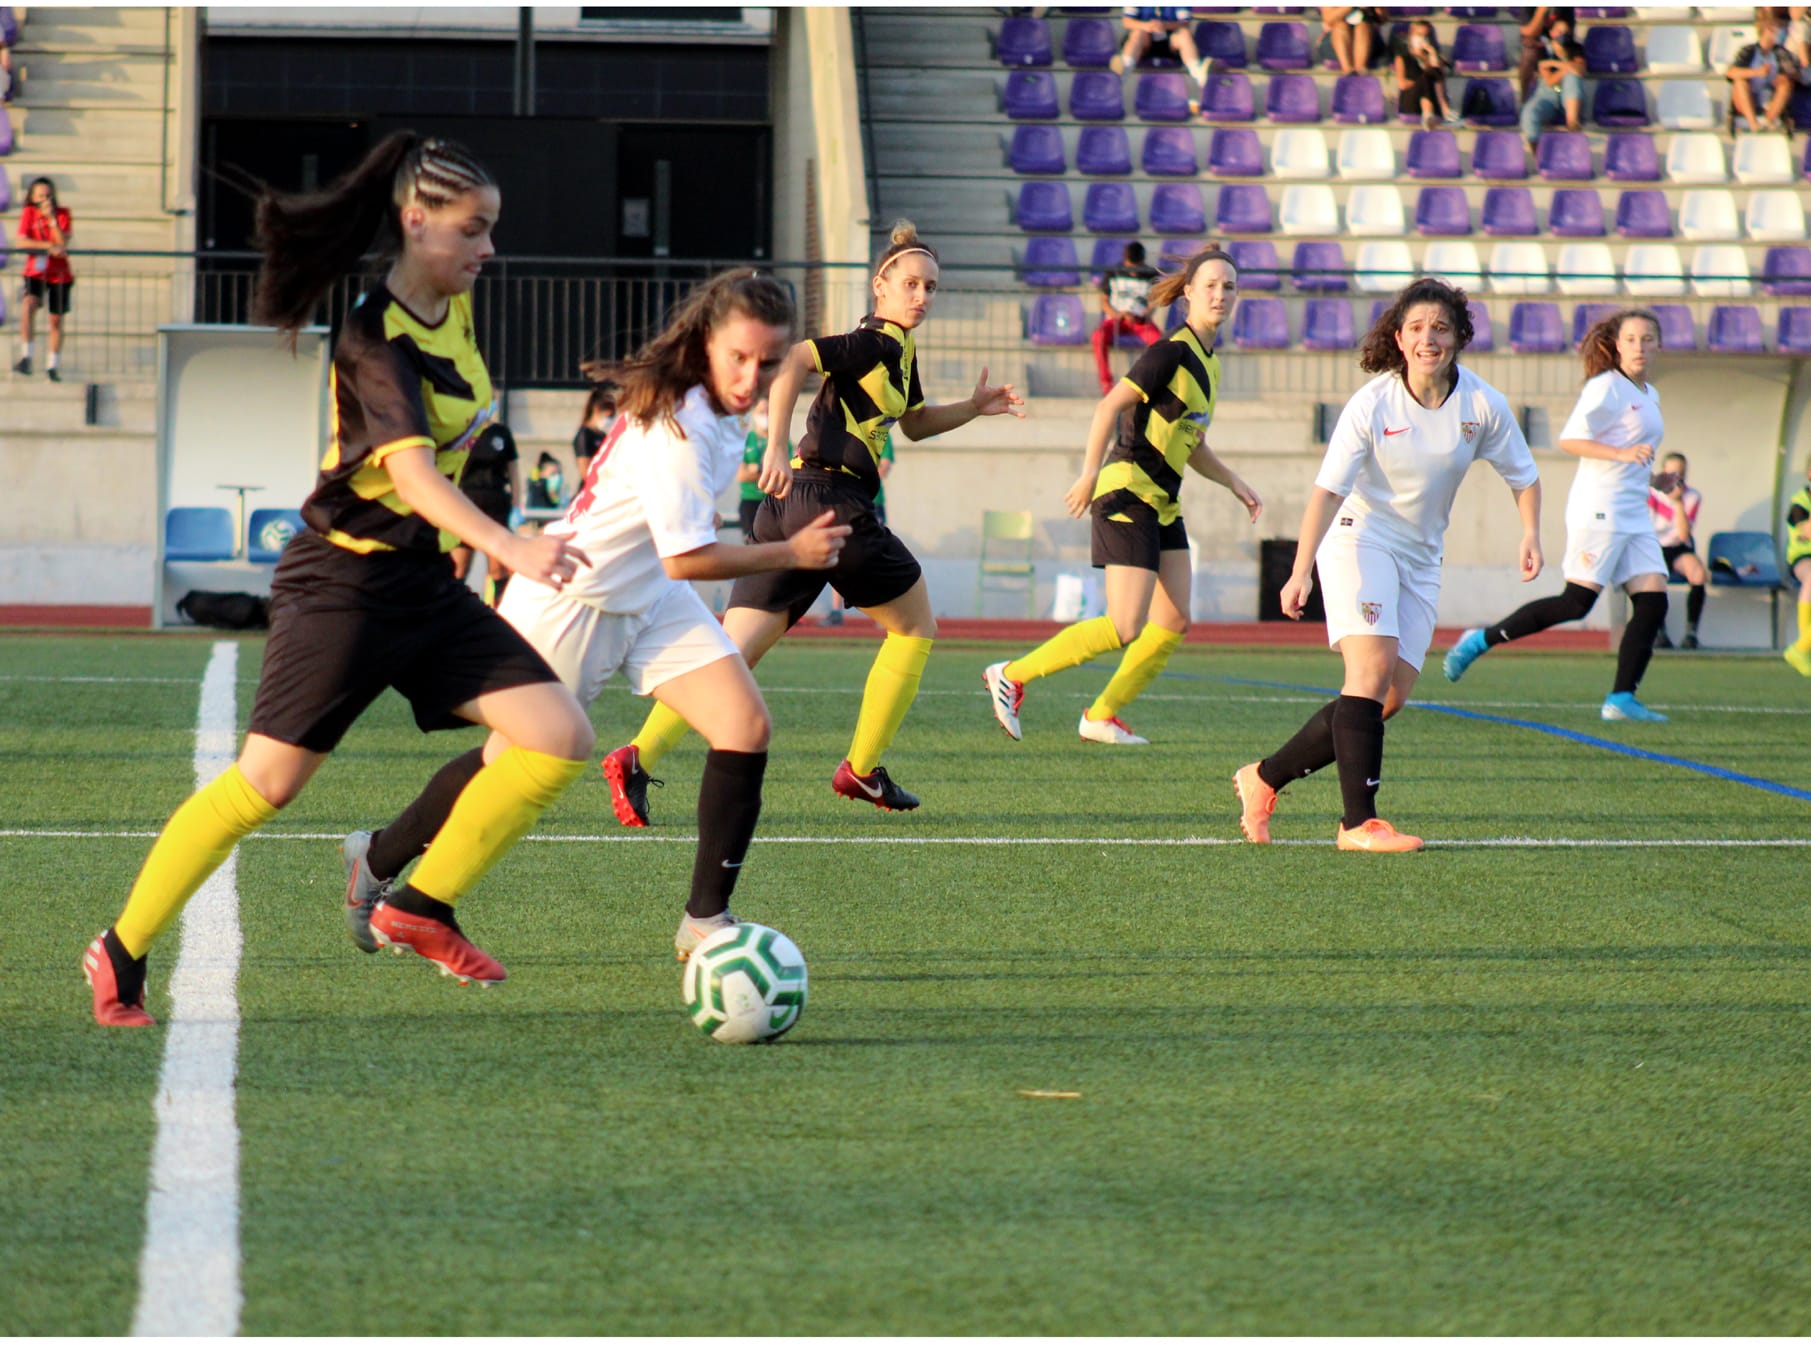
[
  {"xmin": 1320, "ymin": 7, "xmax": 1382, "ymax": 77},
  {"xmin": 451, "ymin": 421, "xmax": 523, "ymax": 605},
  {"xmin": 1785, "ymin": 8, "xmax": 1811, "ymax": 86},
  {"xmin": 571, "ymin": 381, "xmax": 616, "ymax": 481},
  {"xmin": 14, "ymin": 177, "xmax": 74, "ymax": 382},
  {"xmin": 1110, "ymin": 7, "xmax": 1209, "ymax": 92},
  {"xmin": 1648, "ymin": 452, "xmax": 1706, "ymax": 650},
  {"xmin": 1519, "ymin": 11, "xmax": 1586, "ymax": 157},
  {"xmin": 1393, "ymin": 19, "xmax": 1459, "ymax": 129},
  {"xmin": 1726, "ymin": 11, "xmax": 1801, "ymax": 133},
  {"xmin": 1515, "ymin": 7, "xmax": 1574, "ymax": 101},
  {"xmin": 525, "ymin": 451, "xmax": 566, "ymax": 512},
  {"xmin": 1093, "ymin": 240, "xmax": 1162, "ymax": 396}
]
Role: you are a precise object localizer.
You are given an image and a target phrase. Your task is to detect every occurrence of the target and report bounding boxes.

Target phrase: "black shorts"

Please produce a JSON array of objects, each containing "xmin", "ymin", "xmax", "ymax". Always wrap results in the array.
[
  {"xmin": 462, "ymin": 487, "xmax": 513, "ymax": 530},
  {"xmin": 738, "ymin": 497, "xmax": 763, "ymax": 544},
  {"xmin": 1090, "ymin": 488, "xmax": 1189, "ymax": 571},
  {"xmin": 728, "ymin": 472, "xmax": 922, "ymax": 625},
  {"xmin": 23, "ymin": 276, "xmax": 72, "ymax": 315},
  {"xmin": 1662, "ymin": 543, "xmax": 1697, "ymax": 577},
  {"xmin": 246, "ymin": 530, "xmax": 558, "ymax": 753}
]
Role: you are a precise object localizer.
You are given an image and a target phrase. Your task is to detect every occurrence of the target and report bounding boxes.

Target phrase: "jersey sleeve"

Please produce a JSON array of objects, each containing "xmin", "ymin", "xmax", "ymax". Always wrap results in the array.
[
  {"xmin": 338, "ymin": 331, "xmax": 435, "ymax": 468},
  {"xmin": 1557, "ymin": 373, "xmax": 1614, "ymax": 445},
  {"xmin": 1313, "ymin": 390, "xmax": 1376, "ymax": 499},
  {"xmin": 1477, "ymin": 388, "xmax": 1540, "ymax": 490},
  {"xmin": 808, "ymin": 329, "xmax": 886, "ymax": 377},
  {"xmin": 1683, "ymin": 487, "xmax": 1701, "ymax": 525},
  {"xmin": 1121, "ymin": 338, "xmax": 1183, "ymax": 404},
  {"xmin": 637, "ymin": 416, "xmax": 726, "ymax": 560},
  {"xmin": 1789, "ymin": 501, "xmax": 1809, "ymax": 528}
]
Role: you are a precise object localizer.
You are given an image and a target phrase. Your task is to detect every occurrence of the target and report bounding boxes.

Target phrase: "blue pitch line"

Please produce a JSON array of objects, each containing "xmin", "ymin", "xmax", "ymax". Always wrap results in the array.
[{"xmin": 1218, "ymin": 676, "xmax": 1811, "ymax": 804}]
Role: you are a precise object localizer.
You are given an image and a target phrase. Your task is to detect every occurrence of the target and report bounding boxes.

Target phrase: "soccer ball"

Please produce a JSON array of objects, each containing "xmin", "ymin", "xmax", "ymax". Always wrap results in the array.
[{"xmin": 681, "ymin": 922, "xmax": 807, "ymax": 1044}]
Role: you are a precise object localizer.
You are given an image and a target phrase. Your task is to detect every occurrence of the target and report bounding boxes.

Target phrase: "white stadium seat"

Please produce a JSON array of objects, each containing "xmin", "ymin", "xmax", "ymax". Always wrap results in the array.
[
  {"xmin": 1354, "ymin": 241, "xmax": 1414, "ymax": 292},
  {"xmin": 1678, "ymin": 188, "xmax": 1740, "ymax": 241},
  {"xmin": 1336, "ymin": 127, "xmax": 1395, "ymax": 180},
  {"xmin": 1420, "ymin": 240, "xmax": 1483, "ymax": 293},
  {"xmin": 1732, "ymin": 134, "xmax": 1794, "ymax": 184},
  {"xmin": 1278, "ymin": 183, "xmax": 1339, "ymax": 235},
  {"xmin": 1344, "ymin": 184, "xmax": 1407, "ymax": 236},
  {"xmin": 1642, "ymin": 26, "xmax": 1703, "ymax": 74},
  {"xmin": 1487, "ymin": 241, "xmax": 1551, "ymax": 294},
  {"xmin": 1271, "ymin": 128, "xmax": 1332, "ymax": 180},
  {"xmin": 1665, "ymin": 133, "xmax": 1726, "ymax": 183},
  {"xmin": 1554, "ymin": 241, "xmax": 1618, "ymax": 294},
  {"xmin": 1656, "ymin": 81, "xmax": 1716, "ymax": 130},
  {"xmin": 1689, "ymin": 244, "xmax": 1752, "ymax": 297},
  {"xmin": 1745, "ymin": 189, "xmax": 1807, "ymax": 242},
  {"xmin": 1706, "ymin": 25, "xmax": 1755, "ymax": 70},
  {"xmin": 1621, "ymin": 243, "xmax": 1687, "ymax": 297}
]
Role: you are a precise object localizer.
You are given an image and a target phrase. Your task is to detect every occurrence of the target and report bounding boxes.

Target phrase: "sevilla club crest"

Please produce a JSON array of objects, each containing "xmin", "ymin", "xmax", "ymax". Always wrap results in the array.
[
  {"xmin": 1460, "ymin": 420, "xmax": 1480, "ymax": 444},
  {"xmin": 1360, "ymin": 601, "xmax": 1383, "ymax": 626}
]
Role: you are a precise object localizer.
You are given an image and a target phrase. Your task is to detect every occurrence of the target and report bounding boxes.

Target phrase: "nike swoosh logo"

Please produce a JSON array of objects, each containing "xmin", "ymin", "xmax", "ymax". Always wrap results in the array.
[
  {"xmin": 852, "ymin": 774, "xmax": 885, "ymax": 798},
  {"xmin": 721, "ymin": 859, "xmax": 743, "ymax": 869},
  {"xmin": 1383, "ymin": 427, "xmax": 1409, "ymax": 437},
  {"xmin": 1365, "ymin": 778, "xmax": 1380, "ymax": 787}
]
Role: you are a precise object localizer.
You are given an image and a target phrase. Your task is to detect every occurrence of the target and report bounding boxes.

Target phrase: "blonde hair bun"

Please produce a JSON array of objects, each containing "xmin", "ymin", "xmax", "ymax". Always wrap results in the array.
[{"xmin": 889, "ymin": 219, "xmax": 920, "ymax": 247}]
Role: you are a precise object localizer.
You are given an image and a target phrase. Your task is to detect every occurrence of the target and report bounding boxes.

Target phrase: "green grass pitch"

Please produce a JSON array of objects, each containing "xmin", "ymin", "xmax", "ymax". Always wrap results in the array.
[{"xmin": 1, "ymin": 631, "xmax": 1807, "ymax": 1334}]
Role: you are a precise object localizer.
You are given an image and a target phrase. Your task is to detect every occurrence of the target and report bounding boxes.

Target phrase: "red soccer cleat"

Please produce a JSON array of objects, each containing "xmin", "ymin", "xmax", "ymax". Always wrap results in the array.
[
  {"xmin": 601, "ymin": 744, "xmax": 660, "ymax": 828},
  {"xmin": 369, "ymin": 901, "xmax": 507, "ymax": 986},
  {"xmin": 831, "ymin": 759, "xmax": 920, "ymax": 812},
  {"xmin": 83, "ymin": 930, "xmax": 156, "ymax": 1027}
]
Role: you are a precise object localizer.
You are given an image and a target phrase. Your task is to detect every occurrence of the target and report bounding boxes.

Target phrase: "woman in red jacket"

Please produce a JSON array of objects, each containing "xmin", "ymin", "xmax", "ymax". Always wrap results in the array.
[{"xmin": 15, "ymin": 176, "xmax": 73, "ymax": 380}]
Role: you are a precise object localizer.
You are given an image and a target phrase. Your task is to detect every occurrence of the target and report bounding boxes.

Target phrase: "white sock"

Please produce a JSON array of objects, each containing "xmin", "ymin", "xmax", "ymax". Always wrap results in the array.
[
  {"xmin": 17, "ymin": 342, "xmax": 31, "ymax": 360},
  {"xmin": 47, "ymin": 352, "xmax": 58, "ymax": 370}
]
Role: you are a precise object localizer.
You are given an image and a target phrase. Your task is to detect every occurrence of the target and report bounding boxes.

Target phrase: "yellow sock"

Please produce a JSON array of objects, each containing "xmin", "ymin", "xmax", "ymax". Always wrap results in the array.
[
  {"xmin": 114, "ymin": 765, "xmax": 278, "ymax": 958},
  {"xmin": 1002, "ymin": 614, "xmax": 1123, "ymax": 684},
  {"xmin": 847, "ymin": 634, "xmax": 934, "ymax": 776},
  {"xmin": 409, "ymin": 746, "xmax": 586, "ymax": 905},
  {"xmin": 1088, "ymin": 623, "xmax": 1184, "ymax": 721},
  {"xmin": 632, "ymin": 701, "xmax": 693, "ymax": 771},
  {"xmin": 1796, "ymin": 602, "xmax": 1811, "ymax": 653}
]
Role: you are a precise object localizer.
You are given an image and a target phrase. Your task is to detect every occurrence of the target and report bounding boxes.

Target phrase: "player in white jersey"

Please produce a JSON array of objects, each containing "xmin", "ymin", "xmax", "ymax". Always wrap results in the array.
[
  {"xmin": 343, "ymin": 270, "xmax": 850, "ymax": 962},
  {"xmin": 1234, "ymin": 279, "xmax": 1543, "ymax": 852},
  {"xmin": 1443, "ymin": 309, "xmax": 1671, "ymax": 722}
]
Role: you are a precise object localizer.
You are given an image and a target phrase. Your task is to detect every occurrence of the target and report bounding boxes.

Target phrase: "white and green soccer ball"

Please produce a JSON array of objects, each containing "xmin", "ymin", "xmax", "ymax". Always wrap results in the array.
[{"xmin": 682, "ymin": 922, "xmax": 807, "ymax": 1044}]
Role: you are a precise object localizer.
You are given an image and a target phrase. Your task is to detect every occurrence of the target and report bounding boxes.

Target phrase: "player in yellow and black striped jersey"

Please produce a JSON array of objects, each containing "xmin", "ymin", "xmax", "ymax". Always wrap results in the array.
[
  {"xmin": 984, "ymin": 247, "xmax": 1263, "ymax": 747},
  {"xmin": 606, "ymin": 220, "xmax": 1026, "ymax": 816},
  {"xmin": 82, "ymin": 133, "xmax": 596, "ymax": 1026}
]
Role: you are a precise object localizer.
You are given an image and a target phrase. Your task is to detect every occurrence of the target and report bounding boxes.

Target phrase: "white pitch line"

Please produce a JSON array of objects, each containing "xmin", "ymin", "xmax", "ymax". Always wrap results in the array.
[{"xmin": 131, "ymin": 641, "xmax": 242, "ymax": 1338}]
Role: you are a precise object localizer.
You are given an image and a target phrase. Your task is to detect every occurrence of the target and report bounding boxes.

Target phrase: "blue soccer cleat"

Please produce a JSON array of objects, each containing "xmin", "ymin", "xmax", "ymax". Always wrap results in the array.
[
  {"xmin": 1601, "ymin": 692, "xmax": 1668, "ymax": 723},
  {"xmin": 1442, "ymin": 627, "xmax": 1489, "ymax": 683}
]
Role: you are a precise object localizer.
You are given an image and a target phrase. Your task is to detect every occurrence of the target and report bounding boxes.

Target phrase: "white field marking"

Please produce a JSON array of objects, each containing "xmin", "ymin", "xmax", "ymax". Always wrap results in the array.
[
  {"xmin": 20, "ymin": 826, "xmax": 1808, "ymax": 849},
  {"xmin": 131, "ymin": 641, "xmax": 242, "ymax": 1338}
]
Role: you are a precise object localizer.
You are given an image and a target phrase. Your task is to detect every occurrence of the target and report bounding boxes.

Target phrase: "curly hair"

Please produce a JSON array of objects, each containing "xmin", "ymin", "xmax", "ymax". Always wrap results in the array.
[
  {"xmin": 1580, "ymin": 308, "xmax": 1660, "ymax": 380},
  {"xmin": 580, "ymin": 269, "xmax": 795, "ymax": 432},
  {"xmin": 1358, "ymin": 277, "xmax": 1475, "ymax": 375}
]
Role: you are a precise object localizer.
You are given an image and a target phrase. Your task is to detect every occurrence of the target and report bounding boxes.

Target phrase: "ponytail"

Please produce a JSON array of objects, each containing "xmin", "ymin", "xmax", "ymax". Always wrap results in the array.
[
  {"xmin": 251, "ymin": 132, "xmax": 494, "ymax": 337},
  {"xmin": 1581, "ymin": 308, "xmax": 1660, "ymax": 380},
  {"xmin": 1150, "ymin": 246, "xmax": 1238, "ymax": 310}
]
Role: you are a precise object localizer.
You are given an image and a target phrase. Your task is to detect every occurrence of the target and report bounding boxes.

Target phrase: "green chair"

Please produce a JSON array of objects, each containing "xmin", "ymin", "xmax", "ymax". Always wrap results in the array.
[{"xmin": 977, "ymin": 510, "xmax": 1036, "ymax": 618}]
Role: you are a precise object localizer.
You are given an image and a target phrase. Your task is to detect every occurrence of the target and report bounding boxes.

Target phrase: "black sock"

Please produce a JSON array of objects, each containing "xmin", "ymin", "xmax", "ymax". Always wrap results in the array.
[
  {"xmin": 379, "ymin": 883, "xmax": 458, "ymax": 927},
  {"xmin": 367, "ymin": 747, "xmax": 487, "ymax": 881},
  {"xmin": 687, "ymin": 748, "xmax": 768, "ymax": 919},
  {"xmin": 1331, "ymin": 694, "xmax": 1386, "ymax": 830},
  {"xmin": 1615, "ymin": 592, "xmax": 1667, "ymax": 694},
  {"xmin": 1258, "ymin": 698, "xmax": 1338, "ymax": 790},
  {"xmin": 1486, "ymin": 583, "xmax": 1599, "ymax": 646},
  {"xmin": 1686, "ymin": 584, "xmax": 1704, "ymax": 632},
  {"xmin": 103, "ymin": 928, "xmax": 147, "ymax": 1004}
]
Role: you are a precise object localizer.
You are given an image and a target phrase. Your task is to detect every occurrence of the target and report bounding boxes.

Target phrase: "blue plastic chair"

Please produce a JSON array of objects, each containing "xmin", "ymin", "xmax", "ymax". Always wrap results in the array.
[
  {"xmin": 1603, "ymin": 132, "xmax": 1660, "ymax": 181},
  {"xmin": 247, "ymin": 509, "xmax": 306, "ymax": 564},
  {"xmin": 998, "ymin": 17, "xmax": 1053, "ymax": 66},
  {"xmin": 1481, "ymin": 186, "xmax": 1536, "ymax": 235},
  {"xmin": 1071, "ymin": 70, "xmax": 1126, "ymax": 120},
  {"xmin": 1135, "ymin": 73, "xmax": 1192, "ymax": 122},
  {"xmin": 1021, "ymin": 236, "xmax": 1081, "ymax": 287},
  {"xmin": 1706, "ymin": 530, "xmax": 1788, "ymax": 645},
  {"xmin": 1451, "ymin": 24, "xmax": 1507, "ymax": 72},
  {"xmin": 1199, "ymin": 72, "xmax": 1255, "ymax": 121},
  {"xmin": 1265, "ymin": 74, "xmax": 1321, "ymax": 123},
  {"xmin": 1331, "ymin": 74, "xmax": 1385, "ymax": 124},
  {"xmin": 1706, "ymin": 305, "xmax": 1764, "ymax": 354},
  {"xmin": 1416, "ymin": 187, "xmax": 1472, "ymax": 236},
  {"xmin": 1536, "ymin": 131, "xmax": 1593, "ymax": 181},
  {"xmin": 1215, "ymin": 183, "xmax": 1273, "ymax": 234},
  {"xmin": 1076, "ymin": 125, "xmax": 1133, "ymax": 175},
  {"xmin": 1207, "ymin": 127, "xmax": 1264, "ymax": 176},
  {"xmin": 1142, "ymin": 126, "xmax": 1199, "ymax": 175},
  {"xmin": 1582, "ymin": 25, "xmax": 1637, "ymax": 75},
  {"xmin": 1508, "ymin": 301, "xmax": 1565, "ymax": 353},
  {"xmin": 1017, "ymin": 181, "xmax": 1074, "ymax": 232},
  {"xmin": 1614, "ymin": 189, "xmax": 1671, "ymax": 238},
  {"xmin": 1302, "ymin": 299, "xmax": 1356, "ymax": 349},
  {"xmin": 1008, "ymin": 125, "xmax": 1067, "ymax": 175},
  {"xmin": 1004, "ymin": 70, "xmax": 1060, "ymax": 119},
  {"xmin": 1064, "ymin": 17, "xmax": 1118, "ymax": 67},
  {"xmin": 1150, "ymin": 183, "xmax": 1206, "ymax": 234},
  {"xmin": 165, "ymin": 507, "xmax": 238, "ymax": 563},
  {"xmin": 1084, "ymin": 181, "xmax": 1140, "ymax": 233},
  {"xmin": 1548, "ymin": 188, "xmax": 1606, "ymax": 237},
  {"xmin": 1255, "ymin": 21, "xmax": 1311, "ymax": 70},
  {"xmin": 1472, "ymin": 130, "xmax": 1528, "ymax": 180},
  {"xmin": 1405, "ymin": 130, "xmax": 1461, "ymax": 179}
]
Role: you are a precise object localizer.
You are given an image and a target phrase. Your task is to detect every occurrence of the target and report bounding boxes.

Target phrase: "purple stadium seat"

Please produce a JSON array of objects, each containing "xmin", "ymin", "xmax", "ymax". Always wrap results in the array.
[
  {"xmin": 1005, "ymin": 71, "xmax": 1061, "ymax": 119},
  {"xmin": 1804, "ymin": 133, "xmax": 1811, "ymax": 181},
  {"xmin": 1293, "ymin": 241, "xmax": 1350, "ymax": 292},
  {"xmin": 1762, "ymin": 247, "xmax": 1811, "ymax": 296},
  {"xmin": 1028, "ymin": 293, "xmax": 1089, "ymax": 346},
  {"xmin": 1150, "ymin": 183, "xmax": 1207, "ymax": 234},
  {"xmin": 1571, "ymin": 302, "xmax": 1619, "ymax": 345},
  {"xmin": 1536, "ymin": 131, "xmax": 1593, "ymax": 181},
  {"xmin": 1548, "ymin": 188, "xmax": 1606, "ymax": 237},
  {"xmin": 1076, "ymin": 125, "xmax": 1133, "ymax": 175},
  {"xmin": 1157, "ymin": 236, "xmax": 1204, "ymax": 273},
  {"xmin": 1509, "ymin": 302, "xmax": 1565, "ymax": 352},
  {"xmin": 1779, "ymin": 308, "xmax": 1811, "ymax": 354},
  {"xmin": 1302, "ymin": 299, "xmax": 1356, "ymax": 349},
  {"xmin": 0, "ymin": 173, "xmax": 9, "ymax": 211},
  {"xmin": 1253, "ymin": 5, "xmax": 1302, "ymax": 12},
  {"xmin": 1256, "ymin": 22, "xmax": 1312, "ymax": 70},
  {"xmin": 1084, "ymin": 181, "xmax": 1140, "ymax": 233},
  {"xmin": 1369, "ymin": 298, "xmax": 1390, "ymax": 327},
  {"xmin": 1592, "ymin": 79, "xmax": 1648, "ymax": 127},
  {"xmin": 1063, "ymin": 17, "xmax": 1118, "ymax": 68},
  {"xmin": 1017, "ymin": 181, "xmax": 1074, "ymax": 232},
  {"xmin": 1405, "ymin": 130, "xmax": 1461, "ymax": 179},
  {"xmin": 1142, "ymin": 126, "xmax": 1200, "ymax": 175},
  {"xmin": 1603, "ymin": 132, "xmax": 1660, "ymax": 181},
  {"xmin": 0, "ymin": 107, "xmax": 15, "ymax": 158},
  {"xmin": 1233, "ymin": 297, "xmax": 1291, "ymax": 348},
  {"xmin": 1792, "ymin": 87, "xmax": 1811, "ymax": 144},
  {"xmin": 1200, "ymin": 72, "xmax": 1255, "ymax": 122},
  {"xmin": 1416, "ymin": 186, "xmax": 1472, "ymax": 235},
  {"xmin": 1575, "ymin": 7, "xmax": 1630, "ymax": 18},
  {"xmin": 1651, "ymin": 303, "xmax": 1695, "ymax": 350},
  {"xmin": 1449, "ymin": 7, "xmax": 1499, "ymax": 16},
  {"xmin": 1266, "ymin": 74, "xmax": 1321, "ymax": 123},
  {"xmin": 999, "ymin": 17, "xmax": 1054, "ymax": 66},
  {"xmin": 1481, "ymin": 186, "xmax": 1537, "ymax": 235},
  {"xmin": 1070, "ymin": 71, "xmax": 1126, "ymax": 120},
  {"xmin": 0, "ymin": 6, "xmax": 17, "ymax": 46},
  {"xmin": 1195, "ymin": 20, "xmax": 1247, "ymax": 69},
  {"xmin": 1331, "ymin": 74, "xmax": 1386, "ymax": 124},
  {"xmin": 1227, "ymin": 239, "xmax": 1282, "ymax": 290},
  {"xmin": 1614, "ymin": 189, "xmax": 1671, "ymax": 238},
  {"xmin": 1215, "ymin": 183, "xmax": 1274, "ymax": 234},
  {"xmin": 1472, "ymin": 130, "xmax": 1528, "ymax": 179},
  {"xmin": 1021, "ymin": 236, "xmax": 1081, "ymax": 287},
  {"xmin": 1089, "ymin": 236, "xmax": 1135, "ymax": 282},
  {"xmin": 1207, "ymin": 127, "xmax": 1264, "ymax": 176},
  {"xmin": 1451, "ymin": 24, "xmax": 1508, "ymax": 72},
  {"xmin": 1582, "ymin": 26, "xmax": 1637, "ymax": 75},
  {"xmin": 1009, "ymin": 125, "xmax": 1067, "ymax": 175},
  {"xmin": 1707, "ymin": 305, "xmax": 1764, "ymax": 353},
  {"xmin": 1462, "ymin": 77, "xmax": 1519, "ymax": 126},
  {"xmin": 1467, "ymin": 299, "xmax": 1495, "ymax": 351},
  {"xmin": 1135, "ymin": 73, "xmax": 1192, "ymax": 122}
]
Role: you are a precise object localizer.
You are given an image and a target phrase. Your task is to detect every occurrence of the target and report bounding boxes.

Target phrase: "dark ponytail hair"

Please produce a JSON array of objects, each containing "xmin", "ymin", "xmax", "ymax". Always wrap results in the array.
[
  {"xmin": 582, "ymin": 269, "xmax": 795, "ymax": 432},
  {"xmin": 251, "ymin": 132, "xmax": 494, "ymax": 336},
  {"xmin": 1150, "ymin": 246, "xmax": 1238, "ymax": 310},
  {"xmin": 1581, "ymin": 308, "xmax": 1660, "ymax": 380},
  {"xmin": 1358, "ymin": 277, "xmax": 1475, "ymax": 375}
]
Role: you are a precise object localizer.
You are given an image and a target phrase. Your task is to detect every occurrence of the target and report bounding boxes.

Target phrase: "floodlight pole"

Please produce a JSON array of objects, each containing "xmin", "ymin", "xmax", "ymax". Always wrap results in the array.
[{"xmin": 513, "ymin": 8, "xmax": 536, "ymax": 117}]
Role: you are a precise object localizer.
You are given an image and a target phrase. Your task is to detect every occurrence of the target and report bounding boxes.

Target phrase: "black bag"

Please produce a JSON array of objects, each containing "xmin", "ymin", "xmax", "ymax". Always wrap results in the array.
[{"xmin": 175, "ymin": 590, "xmax": 270, "ymax": 629}]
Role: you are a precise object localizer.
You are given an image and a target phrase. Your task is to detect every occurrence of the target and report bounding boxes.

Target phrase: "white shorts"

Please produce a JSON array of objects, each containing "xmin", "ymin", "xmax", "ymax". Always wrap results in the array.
[
  {"xmin": 1562, "ymin": 526, "xmax": 1667, "ymax": 590},
  {"xmin": 497, "ymin": 576, "xmax": 739, "ymax": 705},
  {"xmin": 1315, "ymin": 532, "xmax": 1441, "ymax": 672}
]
